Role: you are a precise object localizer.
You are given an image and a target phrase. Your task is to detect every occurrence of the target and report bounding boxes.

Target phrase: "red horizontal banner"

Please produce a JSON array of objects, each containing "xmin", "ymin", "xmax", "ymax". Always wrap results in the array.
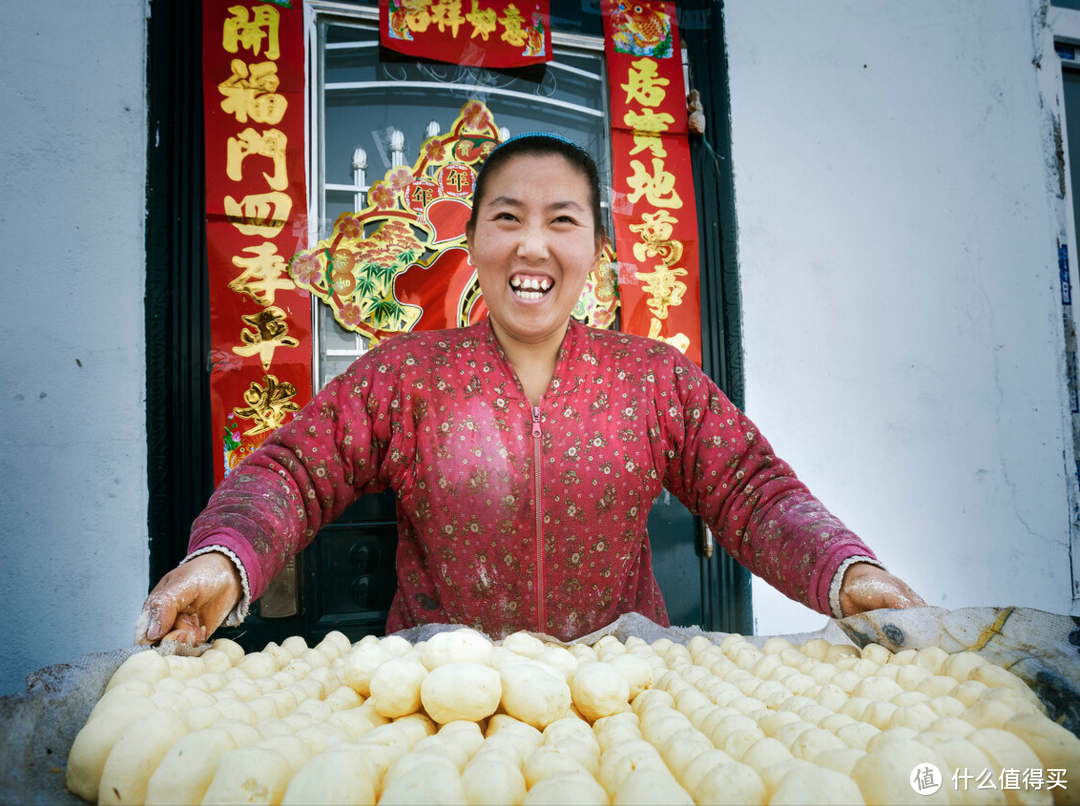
[{"xmin": 380, "ymin": 0, "xmax": 551, "ymax": 68}]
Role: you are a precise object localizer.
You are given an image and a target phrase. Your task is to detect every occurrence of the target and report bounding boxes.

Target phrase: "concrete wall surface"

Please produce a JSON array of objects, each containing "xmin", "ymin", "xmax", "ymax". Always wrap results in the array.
[
  {"xmin": 0, "ymin": 0, "xmax": 149, "ymax": 696},
  {"xmin": 723, "ymin": 0, "xmax": 1080, "ymax": 634}
]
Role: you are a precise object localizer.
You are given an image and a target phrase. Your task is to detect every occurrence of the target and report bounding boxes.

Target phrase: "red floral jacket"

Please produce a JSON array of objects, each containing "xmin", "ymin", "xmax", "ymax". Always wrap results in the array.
[{"xmin": 190, "ymin": 319, "xmax": 877, "ymax": 640}]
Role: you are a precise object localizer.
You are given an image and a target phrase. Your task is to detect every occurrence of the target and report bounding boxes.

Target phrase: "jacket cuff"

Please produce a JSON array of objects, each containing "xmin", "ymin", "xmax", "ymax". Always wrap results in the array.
[
  {"xmin": 807, "ymin": 538, "xmax": 880, "ymax": 617},
  {"xmin": 827, "ymin": 554, "xmax": 885, "ymax": 619}
]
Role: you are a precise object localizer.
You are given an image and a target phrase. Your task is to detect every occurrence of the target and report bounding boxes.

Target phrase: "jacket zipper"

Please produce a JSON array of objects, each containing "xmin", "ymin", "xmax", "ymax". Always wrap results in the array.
[{"xmin": 531, "ymin": 404, "xmax": 546, "ymax": 632}]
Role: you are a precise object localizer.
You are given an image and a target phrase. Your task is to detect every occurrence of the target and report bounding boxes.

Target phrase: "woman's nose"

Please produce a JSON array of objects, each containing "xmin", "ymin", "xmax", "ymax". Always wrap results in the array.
[{"xmin": 516, "ymin": 227, "xmax": 549, "ymax": 260}]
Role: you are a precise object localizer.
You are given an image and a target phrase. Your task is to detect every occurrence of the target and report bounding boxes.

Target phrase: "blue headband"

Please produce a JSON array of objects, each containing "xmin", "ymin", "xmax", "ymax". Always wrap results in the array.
[{"xmin": 487, "ymin": 131, "xmax": 588, "ymax": 158}]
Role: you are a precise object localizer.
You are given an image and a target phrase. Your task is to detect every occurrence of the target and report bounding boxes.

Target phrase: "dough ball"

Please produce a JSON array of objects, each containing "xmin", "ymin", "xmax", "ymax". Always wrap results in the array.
[
  {"xmin": 819, "ymin": 713, "xmax": 857, "ymax": 734},
  {"xmin": 657, "ymin": 730, "xmax": 712, "ymax": 779},
  {"xmin": 209, "ymin": 638, "xmax": 246, "ymax": 666},
  {"xmin": 536, "ymin": 646, "xmax": 579, "ymax": 682},
  {"xmin": 840, "ymin": 696, "xmax": 873, "ymax": 721},
  {"xmin": 865, "ymin": 726, "xmax": 920, "ymax": 750},
  {"xmin": 411, "ymin": 735, "xmax": 470, "ymax": 771},
  {"xmin": 378, "ymin": 634, "xmax": 413, "ymax": 658},
  {"xmin": 769, "ymin": 763, "xmax": 867, "ymax": 805},
  {"xmin": 888, "ymin": 703, "xmax": 939, "ymax": 732},
  {"xmin": 1004, "ymin": 713, "xmax": 1080, "ymax": 776},
  {"xmin": 237, "ymin": 651, "xmax": 278, "ymax": 678},
  {"xmin": 895, "ymin": 664, "xmax": 934, "ymax": 690},
  {"xmin": 596, "ymin": 723, "xmax": 644, "ymax": 753},
  {"xmin": 341, "ymin": 643, "xmax": 388, "ymax": 697},
  {"xmin": 280, "ymin": 635, "xmax": 308, "ymax": 656},
  {"xmin": 860, "ymin": 644, "xmax": 892, "ymax": 665},
  {"xmin": 460, "ymin": 752, "xmax": 526, "ymax": 806},
  {"xmin": 852, "ymin": 677, "xmax": 904, "ymax": 702},
  {"xmin": 762, "ymin": 636, "xmax": 795, "ymax": 655},
  {"xmin": 613, "ymin": 768, "xmax": 693, "ymax": 805},
  {"xmin": 370, "ymin": 657, "xmax": 427, "ymax": 718},
  {"xmin": 607, "ymin": 653, "xmax": 654, "ymax": 699},
  {"xmin": 913, "ymin": 647, "xmax": 949, "ymax": 675},
  {"xmin": 799, "ymin": 638, "xmax": 831, "ymax": 661},
  {"xmin": 757, "ymin": 710, "xmax": 803, "ymax": 738},
  {"xmin": 201, "ymin": 746, "xmax": 294, "ymax": 806},
  {"xmin": 830, "ymin": 670, "xmax": 863, "ymax": 695},
  {"xmin": 421, "ymin": 628, "xmax": 494, "ymax": 670},
  {"xmin": 325, "ymin": 684, "xmax": 364, "ymax": 712},
  {"xmin": 954, "ymin": 680, "xmax": 991, "ymax": 707},
  {"xmin": 379, "ymin": 759, "xmax": 466, "ymax": 805},
  {"xmin": 813, "ymin": 747, "xmax": 868, "ymax": 777},
  {"xmin": 96, "ymin": 707, "xmax": 187, "ymax": 806},
  {"xmin": 295, "ymin": 698, "xmax": 333, "ymax": 723},
  {"xmin": 690, "ymin": 761, "xmax": 766, "ymax": 806},
  {"xmin": 789, "ymin": 726, "xmax": 847, "ymax": 761},
  {"xmin": 281, "ymin": 745, "xmax": 377, "ymax": 806},
  {"xmin": 596, "ymin": 738, "xmax": 667, "ymax": 798},
  {"xmin": 106, "ymin": 649, "xmax": 170, "ymax": 691},
  {"xmin": 199, "ymin": 649, "xmax": 234, "ymax": 675},
  {"xmin": 499, "ymin": 662, "xmax": 572, "ymax": 730},
  {"xmin": 928, "ymin": 717, "xmax": 977, "ymax": 739},
  {"xmin": 67, "ymin": 704, "xmax": 166, "ymax": 803},
  {"xmin": 852, "ymin": 740, "xmax": 949, "ymax": 805},
  {"xmin": 862, "ymin": 700, "xmax": 899, "ymax": 730},
  {"xmin": 826, "ymin": 644, "xmax": 862, "ymax": 664},
  {"xmin": 523, "ymin": 745, "xmax": 592, "ymax": 788},
  {"xmin": 523, "ymin": 772, "xmax": 609, "ymax": 805},
  {"xmin": 501, "ymin": 631, "xmax": 547, "ymax": 658},
  {"xmin": 421, "ymin": 662, "xmax": 501, "ymax": 724},
  {"xmin": 543, "ymin": 714, "xmax": 595, "ymax": 745},
  {"xmin": 327, "ymin": 701, "xmax": 390, "ymax": 740},
  {"xmin": 740, "ymin": 736, "xmax": 794, "ymax": 772},
  {"xmin": 677, "ymin": 748, "xmax": 737, "ymax": 792},
  {"xmin": 433, "ymin": 720, "xmax": 484, "ymax": 759},
  {"xmin": 631, "ymin": 688, "xmax": 674, "ymax": 717},
  {"xmin": 294, "ymin": 725, "xmax": 349, "ymax": 755},
  {"xmin": 940, "ymin": 651, "xmax": 988, "ymax": 682},
  {"xmin": 967, "ymin": 728, "xmax": 1047, "ymax": 781},
  {"xmin": 969, "ymin": 666, "xmax": 1044, "ymax": 710},
  {"xmin": 921, "ymin": 739, "xmax": 1001, "ymax": 806},
  {"xmin": 571, "ymin": 662, "xmax": 631, "ymax": 721},
  {"xmin": 835, "ymin": 721, "xmax": 881, "ymax": 751},
  {"xmin": 773, "ymin": 720, "xmax": 816, "ymax": 751},
  {"xmin": 143, "ymin": 726, "xmax": 236, "ymax": 806}
]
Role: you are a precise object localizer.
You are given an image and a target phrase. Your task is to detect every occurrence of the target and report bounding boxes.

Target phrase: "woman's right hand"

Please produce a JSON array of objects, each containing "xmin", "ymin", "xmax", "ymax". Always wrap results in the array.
[{"xmin": 134, "ymin": 552, "xmax": 242, "ymax": 646}]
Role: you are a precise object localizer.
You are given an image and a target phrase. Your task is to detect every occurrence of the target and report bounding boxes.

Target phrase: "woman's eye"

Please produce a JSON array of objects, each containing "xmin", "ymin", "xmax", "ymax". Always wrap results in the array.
[
  {"xmin": 553, "ymin": 215, "xmax": 576, "ymax": 224},
  {"xmin": 493, "ymin": 212, "xmax": 517, "ymax": 222}
]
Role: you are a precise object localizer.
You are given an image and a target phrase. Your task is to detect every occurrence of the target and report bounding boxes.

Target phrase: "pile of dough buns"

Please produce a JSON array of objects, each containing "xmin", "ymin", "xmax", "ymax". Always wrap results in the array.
[{"xmin": 66, "ymin": 628, "xmax": 1079, "ymax": 806}]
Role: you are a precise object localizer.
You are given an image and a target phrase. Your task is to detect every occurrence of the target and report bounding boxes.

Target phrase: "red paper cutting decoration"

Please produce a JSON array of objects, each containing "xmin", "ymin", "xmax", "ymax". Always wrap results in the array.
[{"xmin": 288, "ymin": 99, "xmax": 619, "ymax": 345}]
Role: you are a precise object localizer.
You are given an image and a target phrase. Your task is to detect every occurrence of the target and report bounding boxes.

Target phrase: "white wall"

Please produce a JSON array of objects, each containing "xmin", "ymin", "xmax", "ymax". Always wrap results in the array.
[
  {"xmin": 0, "ymin": 1, "xmax": 149, "ymax": 695},
  {"xmin": 723, "ymin": 0, "xmax": 1079, "ymax": 634}
]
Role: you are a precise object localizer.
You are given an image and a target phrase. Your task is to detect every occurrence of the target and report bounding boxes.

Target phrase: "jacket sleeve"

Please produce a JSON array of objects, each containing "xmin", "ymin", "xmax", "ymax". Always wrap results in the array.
[
  {"xmin": 187, "ymin": 350, "xmax": 398, "ymax": 603},
  {"xmin": 655, "ymin": 348, "xmax": 880, "ymax": 617}
]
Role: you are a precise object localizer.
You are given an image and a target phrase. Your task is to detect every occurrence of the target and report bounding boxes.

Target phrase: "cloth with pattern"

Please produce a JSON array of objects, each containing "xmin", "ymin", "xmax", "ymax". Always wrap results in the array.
[{"xmin": 189, "ymin": 318, "xmax": 878, "ymax": 640}]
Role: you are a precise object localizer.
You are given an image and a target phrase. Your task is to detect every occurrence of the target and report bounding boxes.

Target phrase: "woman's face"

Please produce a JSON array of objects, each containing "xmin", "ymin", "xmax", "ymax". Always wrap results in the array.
[{"xmin": 467, "ymin": 153, "xmax": 603, "ymax": 354}]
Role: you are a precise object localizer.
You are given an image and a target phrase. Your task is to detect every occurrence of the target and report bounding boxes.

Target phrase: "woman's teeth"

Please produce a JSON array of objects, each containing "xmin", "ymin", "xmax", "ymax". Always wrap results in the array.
[{"xmin": 510, "ymin": 276, "xmax": 552, "ymax": 300}]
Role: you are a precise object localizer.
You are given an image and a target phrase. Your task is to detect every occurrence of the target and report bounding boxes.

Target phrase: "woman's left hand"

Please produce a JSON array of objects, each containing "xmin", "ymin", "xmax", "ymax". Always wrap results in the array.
[{"xmin": 838, "ymin": 562, "xmax": 926, "ymax": 617}]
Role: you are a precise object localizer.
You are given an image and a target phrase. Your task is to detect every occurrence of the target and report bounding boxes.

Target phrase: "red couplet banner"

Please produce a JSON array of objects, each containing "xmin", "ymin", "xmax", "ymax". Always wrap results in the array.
[
  {"xmin": 602, "ymin": 0, "xmax": 702, "ymax": 366},
  {"xmin": 202, "ymin": 0, "xmax": 312, "ymax": 484},
  {"xmin": 380, "ymin": 0, "xmax": 551, "ymax": 68}
]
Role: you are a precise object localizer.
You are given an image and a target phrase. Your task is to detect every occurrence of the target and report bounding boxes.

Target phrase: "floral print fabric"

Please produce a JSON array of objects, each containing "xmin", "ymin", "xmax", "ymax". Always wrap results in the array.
[{"xmin": 190, "ymin": 319, "xmax": 876, "ymax": 640}]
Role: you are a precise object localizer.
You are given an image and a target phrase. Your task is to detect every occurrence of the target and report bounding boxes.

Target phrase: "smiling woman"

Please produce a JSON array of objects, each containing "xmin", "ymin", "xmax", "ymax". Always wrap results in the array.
[
  {"xmin": 135, "ymin": 133, "xmax": 924, "ymax": 646},
  {"xmin": 466, "ymin": 134, "xmax": 606, "ymax": 403}
]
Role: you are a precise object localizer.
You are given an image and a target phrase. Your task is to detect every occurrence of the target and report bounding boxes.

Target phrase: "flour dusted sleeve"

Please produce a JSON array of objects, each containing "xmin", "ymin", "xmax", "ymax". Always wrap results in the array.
[
  {"xmin": 188, "ymin": 349, "xmax": 398, "ymax": 602},
  {"xmin": 654, "ymin": 348, "xmax": 879, "ymax": 616}
]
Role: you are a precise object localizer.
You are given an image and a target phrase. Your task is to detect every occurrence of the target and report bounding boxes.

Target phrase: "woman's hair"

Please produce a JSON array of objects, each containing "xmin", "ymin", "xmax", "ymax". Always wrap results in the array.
[{"xmin": 466, "ymin": 132, "xmax": 606, "ymax": 245}]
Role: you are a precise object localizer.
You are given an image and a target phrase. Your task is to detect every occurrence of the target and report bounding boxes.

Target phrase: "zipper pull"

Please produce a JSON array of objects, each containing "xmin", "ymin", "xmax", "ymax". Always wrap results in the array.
[{"xmin": 532, "ymin": 406, "xmax": 542, "ymax": 438}]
